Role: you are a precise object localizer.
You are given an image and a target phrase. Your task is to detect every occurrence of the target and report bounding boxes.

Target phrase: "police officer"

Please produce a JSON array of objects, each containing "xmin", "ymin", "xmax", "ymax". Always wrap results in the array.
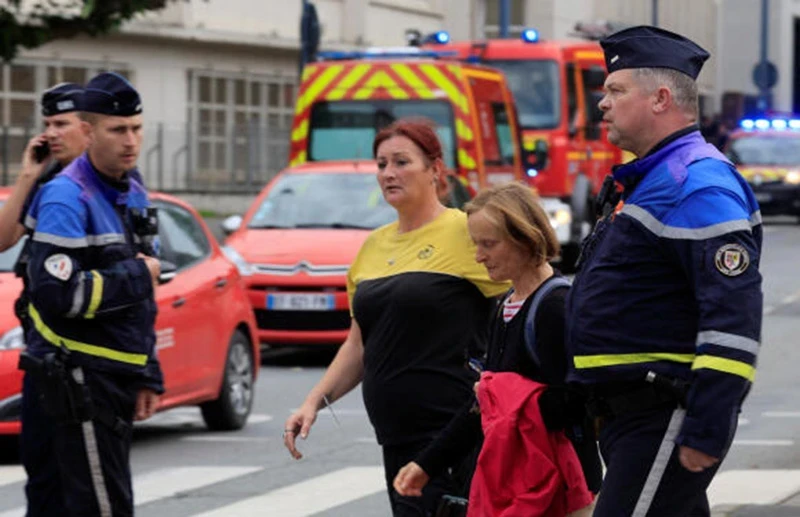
[
  {"xmin": 0, "ymin": 84, "xmax": 89, "ymax": 346},
  {"xmin": 565, "ymin": 26, "xmax": 762, "ymax": 516},
  {"xmin": 20, "ymin": 72, "xmax": 163, "ymax": 517}
]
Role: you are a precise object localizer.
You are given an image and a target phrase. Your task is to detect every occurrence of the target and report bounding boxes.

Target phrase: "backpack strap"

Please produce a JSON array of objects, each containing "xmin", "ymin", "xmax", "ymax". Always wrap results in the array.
[{"xmin": 524, "ymin": 276, "xmax": 571, "ymax": 368}]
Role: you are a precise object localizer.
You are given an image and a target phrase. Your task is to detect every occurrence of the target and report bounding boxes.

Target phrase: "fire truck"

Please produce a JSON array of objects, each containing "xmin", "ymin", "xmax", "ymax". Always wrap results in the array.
[
  {"xmin": 426, "ymin": 30, "xmax": 623, "ymax": 267},
  {"xmin": 287, "ymin": 47, "xmax": 527, "ymax": 203}
]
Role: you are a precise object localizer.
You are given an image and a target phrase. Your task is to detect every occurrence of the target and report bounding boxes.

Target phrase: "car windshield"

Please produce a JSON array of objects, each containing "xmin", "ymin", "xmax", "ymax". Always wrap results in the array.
[
  {"xmin": 489, "ymin": 60, "xmax": 560, "ymax": 129},
  {"xmin": 0, "ymin": 202, "xmax": 24, "ymax": 272},
  {"xmin": 308, "ymin": 100, "xmax": 457, "ymax": 168},
  {"xmin": 727, "ymin": 135, "xmax": 800, "ymax": 166},
  {"xmin": 247, "ymin": 173, "xmax": 396, "ymax": 230}
]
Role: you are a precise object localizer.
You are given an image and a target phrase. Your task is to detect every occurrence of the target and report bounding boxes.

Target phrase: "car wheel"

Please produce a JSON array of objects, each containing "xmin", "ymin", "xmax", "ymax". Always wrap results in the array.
[{"xmin": 201, "ymin": 330, "xmax": 254, "ymax": 431}]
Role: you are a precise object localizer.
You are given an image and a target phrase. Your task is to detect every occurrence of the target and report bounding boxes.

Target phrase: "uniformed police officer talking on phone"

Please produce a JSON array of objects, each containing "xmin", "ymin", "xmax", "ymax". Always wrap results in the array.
[
  {"xmin": 565, "ymin": 26, "xmax": 763, "ymax": 516},
  {"xmin": 19, "ymin": 72, "xmax": 163, "ymax": 517}
]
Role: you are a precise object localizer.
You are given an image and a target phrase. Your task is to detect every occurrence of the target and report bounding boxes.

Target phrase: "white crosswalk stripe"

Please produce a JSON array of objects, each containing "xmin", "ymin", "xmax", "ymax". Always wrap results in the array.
[
  {"xmin": 709, "ymin": 469, "xmax": 800, "ymax": 506},
  {"xmin": 191, "ymin": 466, "xmax": 386, "ymax": 517},
  {"xmin": 0, "ymin": 465, "xmax": 262, "ymax": 517}
]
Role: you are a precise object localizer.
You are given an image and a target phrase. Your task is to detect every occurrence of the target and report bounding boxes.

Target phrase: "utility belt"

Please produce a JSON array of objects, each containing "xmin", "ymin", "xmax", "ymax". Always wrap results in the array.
[
  {"xmin": 586, "ymin": 371, "xmax": 689, "ymax": 420},
  {"xmin": 18, "ymin": 350, "xmax": 130, "ymax": 436}
]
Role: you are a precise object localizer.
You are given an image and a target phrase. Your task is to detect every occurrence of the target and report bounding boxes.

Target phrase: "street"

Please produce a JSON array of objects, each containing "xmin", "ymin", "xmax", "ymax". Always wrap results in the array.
[{"xmin": 0, "ymin": 219, "xmax": 798, "ymax": 516}]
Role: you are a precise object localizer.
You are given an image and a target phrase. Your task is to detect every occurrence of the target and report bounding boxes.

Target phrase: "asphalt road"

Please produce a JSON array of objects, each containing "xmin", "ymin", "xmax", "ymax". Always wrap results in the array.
[{"xmin": 0, "ymin": 218, "xmax": 798, "ymax": 516}]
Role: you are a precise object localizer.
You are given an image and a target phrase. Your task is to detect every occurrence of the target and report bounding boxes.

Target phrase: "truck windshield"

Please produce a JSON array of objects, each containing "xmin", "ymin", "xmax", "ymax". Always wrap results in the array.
[
  {"xmin": 489, "ymin": 60, "xmax": 560, "ymax": 129},
  {"xmin": 248, "ymin": 172, "xmax": 396, "ymax": 230},
  {"xmin": 308, "ymin": 100, "xmax": 456, "ymax": 168},
  {"xmin": 727, "ymin": 135, "xmax": 800, "ymax": 166}
]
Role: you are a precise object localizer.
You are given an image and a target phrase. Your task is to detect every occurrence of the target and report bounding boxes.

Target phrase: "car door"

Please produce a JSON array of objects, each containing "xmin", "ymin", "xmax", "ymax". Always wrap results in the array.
[{"xmin": 153, "ymin": 200, "xmax": 217, "ymax": 399}]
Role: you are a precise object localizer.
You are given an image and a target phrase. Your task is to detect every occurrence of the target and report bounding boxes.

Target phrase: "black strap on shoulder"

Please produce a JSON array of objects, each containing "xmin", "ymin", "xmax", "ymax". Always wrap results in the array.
[{"xmin": 523, "ymin": 276, "xmax": 571, "ymax": 368}]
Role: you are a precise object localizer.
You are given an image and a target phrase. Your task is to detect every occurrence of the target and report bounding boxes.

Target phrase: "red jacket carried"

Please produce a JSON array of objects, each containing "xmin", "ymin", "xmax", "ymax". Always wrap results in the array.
[{"xmin": 468, "ymin": 372, "xmax": 593, "ymax": 517}]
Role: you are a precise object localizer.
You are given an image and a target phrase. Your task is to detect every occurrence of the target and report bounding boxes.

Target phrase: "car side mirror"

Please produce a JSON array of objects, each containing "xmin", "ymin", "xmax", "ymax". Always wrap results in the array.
[
  {"xmin": 221, "ymin": 215, "xmax": 243, "ymax": 236},
  {"xmin": 158, "ymin": 260, "xmax": 178, "ymax": 285}
]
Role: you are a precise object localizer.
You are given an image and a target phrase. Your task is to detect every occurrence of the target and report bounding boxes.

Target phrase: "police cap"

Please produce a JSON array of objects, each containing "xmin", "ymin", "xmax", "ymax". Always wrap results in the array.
[
  {"xmin": 82, "ymin": 72, "xmax": 142, "ymax": 116},
  {"xmin": 600, "ymin": 25, "xmax": 710, "ymax": 79},
  {"xmin": 41, "ymin": 83, "xmax": 83, "ymax": 117}
]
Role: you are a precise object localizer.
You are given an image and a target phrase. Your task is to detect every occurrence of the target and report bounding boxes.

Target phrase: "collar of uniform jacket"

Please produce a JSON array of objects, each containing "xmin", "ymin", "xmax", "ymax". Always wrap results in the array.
[{"xmin": 612, "ymin": 127, "xmax": 730, "ymax": 196}]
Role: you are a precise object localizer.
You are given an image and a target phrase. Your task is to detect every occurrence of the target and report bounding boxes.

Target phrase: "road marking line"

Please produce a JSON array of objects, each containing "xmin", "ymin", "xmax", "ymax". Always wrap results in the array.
[
  {"xmin": 191, "ymin": 466, "xmax": 386, "ymax": 517},
  {"xmin": 732, "ymin": 439, "xmax": 794, "ymax": 446},
  {"xmin": 136, "ymin": 466, "xmax": 262, "ymax": 505},
  {"xmin": 0, "ymin": 466, "xmax": 26, "ymax": 488},
  {"xmin": 290, "ymin": 408, "xmax": 367, "ymax": 416},
  {"xmin": 0, "ymin": 466, "xmax": 262, "ymax": 516},
  {"xmin": 181, "ymin": 435, "xmax": 272, "ymax": 443},
  {"xmin": 763, "ymin": 411, "xmax": 800, "ymax": 418},
  {"xmin": 709, "ymin": 470, "xmax": 800, "ymax": 506}
]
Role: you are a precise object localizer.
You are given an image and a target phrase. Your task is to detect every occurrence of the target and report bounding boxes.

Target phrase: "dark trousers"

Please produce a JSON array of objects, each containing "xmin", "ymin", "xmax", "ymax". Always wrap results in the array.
[
  {"xmin": 21, "ymin": 369, "xmax": 138, "ymax": 517},
  {"xmin": 593, "ymin": 406, "xmax": 733, "ymax": 517},
  {"xmin": 382, "ymin": 440, "xmax": 473, "ymax": 517}
]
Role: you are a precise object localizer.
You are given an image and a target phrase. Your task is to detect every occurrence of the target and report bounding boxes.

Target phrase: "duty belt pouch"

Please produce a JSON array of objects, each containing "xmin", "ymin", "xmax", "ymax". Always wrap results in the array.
[{"xmin": 19, "ymin": 351, "xmax": 92, "ymax": 424}]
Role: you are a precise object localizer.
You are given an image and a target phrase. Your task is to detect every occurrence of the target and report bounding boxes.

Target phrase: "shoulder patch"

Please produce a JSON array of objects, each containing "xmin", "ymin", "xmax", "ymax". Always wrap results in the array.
[
  {"xmin": 714, "ymin": 243, "xmax": 749, "ymax": 277},
  {"xmin": 44, "ymin": 254, "xmax": 73, "ymax": 281}
]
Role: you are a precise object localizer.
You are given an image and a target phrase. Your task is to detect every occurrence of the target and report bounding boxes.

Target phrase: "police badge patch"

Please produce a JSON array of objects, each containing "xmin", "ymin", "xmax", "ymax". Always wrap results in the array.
[
  {"xmin": 714, "ymin": 243, "xmax": 749, "ymax": 276},
  {"xmin": 44, "ymin": 254, "xmax": 73, "ymax": 281}
]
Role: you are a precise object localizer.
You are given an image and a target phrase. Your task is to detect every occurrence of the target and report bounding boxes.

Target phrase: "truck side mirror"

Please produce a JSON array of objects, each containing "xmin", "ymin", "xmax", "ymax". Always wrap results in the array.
[{"xmin": 583, "ymin": 66, "xmax": 606, "ymax": 90}]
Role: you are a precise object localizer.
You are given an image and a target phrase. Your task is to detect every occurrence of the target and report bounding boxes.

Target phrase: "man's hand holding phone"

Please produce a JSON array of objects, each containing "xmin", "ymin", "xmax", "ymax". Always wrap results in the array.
[{"xmin": 21, "ymin": 135, "xmax": 50, "ymax": 183}]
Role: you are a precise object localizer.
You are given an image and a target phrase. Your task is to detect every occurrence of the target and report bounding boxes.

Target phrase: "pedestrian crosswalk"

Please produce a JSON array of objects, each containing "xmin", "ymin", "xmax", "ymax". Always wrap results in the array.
[{"xmin": 2, "ymin": 463, "xmax": 800, "ymax": 515}]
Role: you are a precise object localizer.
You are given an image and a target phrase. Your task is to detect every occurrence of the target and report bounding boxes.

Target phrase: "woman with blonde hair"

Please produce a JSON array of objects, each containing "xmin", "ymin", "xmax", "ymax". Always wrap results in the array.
[{"xmin": 394, "ymin": 181, "xmax": 601, "ymax": 516}]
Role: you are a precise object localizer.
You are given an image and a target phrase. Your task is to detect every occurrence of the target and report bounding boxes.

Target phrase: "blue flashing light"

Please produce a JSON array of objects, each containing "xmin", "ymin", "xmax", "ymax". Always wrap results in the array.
[
  {"xmin": 790, "ymin": 119, "xmax": 800, "ymax": 130},
  {"xmin": 433, "ymin": 31, "xmax": 450, "ymax": 44},
  {"xmin": 526, "ymin": 168, "xmax": 539, "ymax": 178},
  {"xmin": 754, "ymin": 119, "xmax": 770, "ymax": 130},
  {"xmin": 772, "ymin": 119, "xmax": 788, "ymax": 130},
  {"xmin": 740, "ymin": 119, "xmax": 754, "ymax": 130},
  {"xmin": 522, "ymin": 28, "xmax": 540, "ymax": 43}
]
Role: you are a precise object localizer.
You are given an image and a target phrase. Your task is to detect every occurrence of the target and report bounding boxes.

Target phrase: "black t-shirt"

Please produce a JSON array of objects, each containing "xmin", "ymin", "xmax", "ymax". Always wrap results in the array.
[{"xmin": 348, "ymin": 209, "xmax": 508, "ymax": 446}]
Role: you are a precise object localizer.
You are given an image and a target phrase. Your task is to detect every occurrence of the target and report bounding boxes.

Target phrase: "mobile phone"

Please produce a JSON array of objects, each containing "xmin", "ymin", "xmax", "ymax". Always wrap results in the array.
[{"xmin": 33, "ymin": 141, "xmax": 50, "ymax": 163}]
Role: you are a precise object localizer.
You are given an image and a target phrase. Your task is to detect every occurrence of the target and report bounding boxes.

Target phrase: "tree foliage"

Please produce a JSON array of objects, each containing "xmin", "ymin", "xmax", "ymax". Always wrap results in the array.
[{"xmin": 0, "ymin": 0, "xmax": 170, "ymax": 62}]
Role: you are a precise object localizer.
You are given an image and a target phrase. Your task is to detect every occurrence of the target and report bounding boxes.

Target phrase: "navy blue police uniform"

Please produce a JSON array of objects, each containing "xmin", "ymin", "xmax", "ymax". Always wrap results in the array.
[
  {"xmin": 565, "ymin": 27, "xmax": 763, "ymax": 516},
  {"xmin": 14, "ymin": 83, "xmax": 85, "ymax": 336},
  {"xmin": 19, "ymin": 72, "xmax": 163, "ymax": 517}
]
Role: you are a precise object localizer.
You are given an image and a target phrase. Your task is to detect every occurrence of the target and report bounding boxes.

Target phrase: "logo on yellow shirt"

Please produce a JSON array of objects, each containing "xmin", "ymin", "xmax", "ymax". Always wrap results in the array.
[{"xmin": 418, "ymin": 245, "xmax": 435, "ymax": 260}]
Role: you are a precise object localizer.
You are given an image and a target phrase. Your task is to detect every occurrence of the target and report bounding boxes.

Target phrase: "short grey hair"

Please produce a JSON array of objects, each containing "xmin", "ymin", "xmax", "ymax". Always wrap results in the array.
[{"xmin": 634, "ymin": 67, "xmax": 699, "ymax": 119}]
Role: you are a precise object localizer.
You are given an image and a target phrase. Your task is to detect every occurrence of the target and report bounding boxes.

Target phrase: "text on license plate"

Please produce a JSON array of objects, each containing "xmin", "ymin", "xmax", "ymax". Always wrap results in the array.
[{"xmin": 267, "ymin": 293, "xmax": 335, "ymax": 311}]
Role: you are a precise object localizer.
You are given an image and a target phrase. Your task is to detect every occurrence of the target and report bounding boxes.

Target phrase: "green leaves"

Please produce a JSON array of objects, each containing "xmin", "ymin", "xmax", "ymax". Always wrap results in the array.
[{"xmin": 1, "ymin": 0, "xmax": 170, "ymax": 62}]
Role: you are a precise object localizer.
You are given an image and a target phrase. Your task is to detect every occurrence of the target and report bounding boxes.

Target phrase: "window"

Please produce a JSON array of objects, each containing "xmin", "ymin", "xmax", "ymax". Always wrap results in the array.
[
  {"xmin": 155, "ymin": 202, "xmax": 211, "ymax": 271},
  {"xmin": 187, "ymin": 71, "xmax": 296, "ymax": 190},
  {"xmin": 0, "ymin": 60, "xmax": 130, "ymax": 184},
  {"xmin": 489, "ymin": 60, "xmax": 561, "ymax": 129},
  {"xmin": 484, "ymin": 0, "xmax": 526, "ymax": 37},
  {"xmin": 727, "ymin": 135, "xmax": 800, "ymax": 166},
  {"xmin": 308, "ymin": 100, "xmax": 457, "ymax": 168},
  {"xmin": 492, "ymin": 103, "xmax": 515, "ymax": 165},
  {"xmin": 581, "ymin": 68, "xmax": 602, "ymax": 141}
]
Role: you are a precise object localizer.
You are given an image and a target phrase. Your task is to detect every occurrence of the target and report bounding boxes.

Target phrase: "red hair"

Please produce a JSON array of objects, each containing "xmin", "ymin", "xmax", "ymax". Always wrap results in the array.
[{"xmin": 372, "ymin": 118, "xmax": 443, "ymax": 164}]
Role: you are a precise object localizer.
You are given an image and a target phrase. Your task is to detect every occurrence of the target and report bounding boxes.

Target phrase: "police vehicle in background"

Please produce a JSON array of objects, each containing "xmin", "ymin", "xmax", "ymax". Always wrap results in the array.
[{"xmin": 726, "ymin": 117, "xmax": 800, "ymax": 221}]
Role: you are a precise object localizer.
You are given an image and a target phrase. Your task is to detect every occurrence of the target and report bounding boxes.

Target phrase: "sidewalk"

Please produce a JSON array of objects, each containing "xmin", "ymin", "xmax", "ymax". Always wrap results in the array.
[{"xmin": 713, "ymin": 490, "xmax": 800, "ymax": 516}]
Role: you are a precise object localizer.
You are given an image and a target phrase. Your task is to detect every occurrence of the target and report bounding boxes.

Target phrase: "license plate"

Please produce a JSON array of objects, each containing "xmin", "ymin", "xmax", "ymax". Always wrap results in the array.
[
  {"xmin": 754, "ymin": 192, "xmax": 772, "ymax": 202},
  {"xmin": 266, "ymin": 293, "xmax": 334, "ymax": 311}
]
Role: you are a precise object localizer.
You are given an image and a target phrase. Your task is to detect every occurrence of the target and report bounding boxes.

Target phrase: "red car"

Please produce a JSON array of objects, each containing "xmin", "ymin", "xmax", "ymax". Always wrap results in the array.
[
  {"xmin": 222, "ymin": 161, "xmax": 399, "ymax": 346},
  {"xmin": 0, "ymin": 189, "xmax": 259, "ymax": 435}
]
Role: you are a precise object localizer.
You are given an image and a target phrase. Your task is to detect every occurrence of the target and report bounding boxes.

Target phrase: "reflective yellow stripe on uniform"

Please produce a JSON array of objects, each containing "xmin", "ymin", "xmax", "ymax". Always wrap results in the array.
[
  {"xmin": 692, "ymin": 355, "xmax": 756, "ymax": 381},
  {"xmin": 84, "ymin": 271, "xmax": 103, "ymax": 319},
  {"xmin": 28, "ymin": 304, "xmax": 149, "ymax": 366},
  {"xmin": 573, "ymin": 352, "xmax": 695, "ymax": 369}
]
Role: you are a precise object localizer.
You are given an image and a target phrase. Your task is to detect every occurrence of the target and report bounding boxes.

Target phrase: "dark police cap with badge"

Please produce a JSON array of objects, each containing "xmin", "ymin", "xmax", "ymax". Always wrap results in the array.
[
  {"xmin": 82, "ymin": 72, "xmax": 143, "ymax": 116},
  {"xmin": 600, "ymin": 25, "xmax": 710, "ymax": 79},
  {"xmin": 41, "ymin": 83, "xmax": 83, "ymax": 117}
]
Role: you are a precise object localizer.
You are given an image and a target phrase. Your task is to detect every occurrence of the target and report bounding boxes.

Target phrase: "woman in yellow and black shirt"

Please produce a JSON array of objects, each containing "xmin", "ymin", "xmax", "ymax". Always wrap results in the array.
[{"xmin": 283, "ymin": 119, "xmax": 507, "ymax": 516}]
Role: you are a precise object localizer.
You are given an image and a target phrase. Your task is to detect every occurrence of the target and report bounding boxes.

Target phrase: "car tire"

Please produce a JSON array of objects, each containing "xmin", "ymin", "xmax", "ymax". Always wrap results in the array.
[{"xmin": 201, "ymin": 330, "xmax": 254, "ymax": 431}]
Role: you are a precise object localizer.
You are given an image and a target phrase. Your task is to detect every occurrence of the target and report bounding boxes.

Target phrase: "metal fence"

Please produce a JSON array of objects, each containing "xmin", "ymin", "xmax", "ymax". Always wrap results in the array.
[{"xmin": 0, "ymin": 123, "xmax": 291, "ymax": 194}]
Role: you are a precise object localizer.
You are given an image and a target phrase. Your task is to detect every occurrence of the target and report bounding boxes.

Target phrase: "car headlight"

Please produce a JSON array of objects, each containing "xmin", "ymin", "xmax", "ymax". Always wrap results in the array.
[
  {"xmin": 221, "ymin": 245, "xmax": 254, "ymax": 276},
  {"xmin": 785, "ymin": 171, "xmax": 800, "ymax": 185},
  {"xmin": 0, "ymin": 327, "xmax": 25, "ymax": 351}
]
